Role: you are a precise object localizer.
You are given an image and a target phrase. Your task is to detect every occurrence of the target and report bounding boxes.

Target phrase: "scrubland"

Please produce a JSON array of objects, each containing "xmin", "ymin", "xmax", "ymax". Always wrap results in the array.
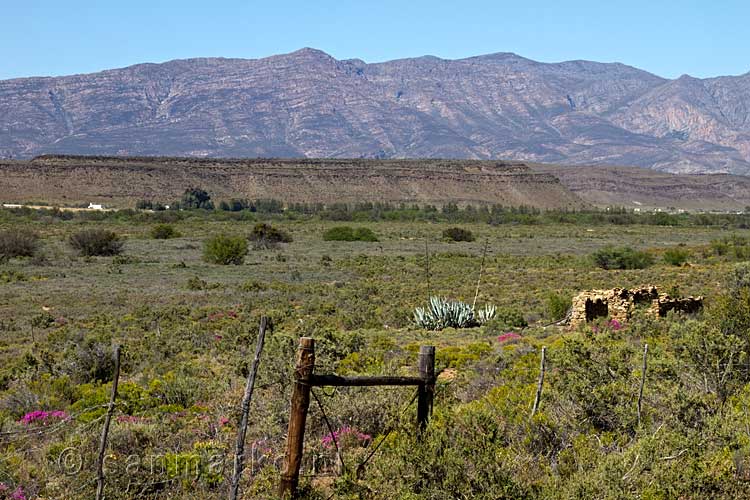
[{"xmin": 2, "ymin": 205, "xmax": 750, "ymax": 499}]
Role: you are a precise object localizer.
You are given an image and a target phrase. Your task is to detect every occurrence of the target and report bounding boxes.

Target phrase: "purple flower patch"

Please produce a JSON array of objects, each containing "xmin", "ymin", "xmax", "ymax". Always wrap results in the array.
[
  {"xmin": 19, "ymin": 410, "xmax": 68, "ymax": 425},
  {"xmin": 497, "ymin": 332, "xmax": 521, "ymax": 343},
  {"xmin": 321, "ymin": 426, "xmax": 371, "ymax": 449},
  {"xmin": 608, "ymin": 319, "xmax": 624, "ymax": 330}
]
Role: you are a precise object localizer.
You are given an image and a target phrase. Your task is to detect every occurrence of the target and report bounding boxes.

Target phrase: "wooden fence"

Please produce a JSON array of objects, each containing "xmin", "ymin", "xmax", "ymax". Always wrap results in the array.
[{"xmin": 278, "ymin": 337, "xmax": 436, "ymax": 498}]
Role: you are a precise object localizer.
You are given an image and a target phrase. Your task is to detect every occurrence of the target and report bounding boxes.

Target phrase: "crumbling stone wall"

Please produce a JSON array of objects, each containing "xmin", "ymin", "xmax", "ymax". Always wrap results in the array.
[{"xmin": 570, "ymin": 286, "xmax": 703, "ymax": 329}]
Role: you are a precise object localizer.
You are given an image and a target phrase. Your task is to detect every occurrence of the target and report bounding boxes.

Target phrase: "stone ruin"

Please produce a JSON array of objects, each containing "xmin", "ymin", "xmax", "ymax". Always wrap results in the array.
[{"xmin": 569, "ymin": 285, "xmax": 704, "ymax": 329}]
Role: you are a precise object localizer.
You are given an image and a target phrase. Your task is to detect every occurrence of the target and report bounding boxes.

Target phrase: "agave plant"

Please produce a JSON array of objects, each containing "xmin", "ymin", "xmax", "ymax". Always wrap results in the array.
[
  {"xmin": 477, "ymin": 303, "xmax": 497, "ymax": 324},
  {"xmin": 414, "ymin": 296, "xmax": 496, "ymax": 331}
]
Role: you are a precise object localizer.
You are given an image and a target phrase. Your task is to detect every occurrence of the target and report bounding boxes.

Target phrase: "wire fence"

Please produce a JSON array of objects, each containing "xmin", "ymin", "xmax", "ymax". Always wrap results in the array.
[{"xmin": 0, "ymin": 335, "xmax": 733, "ymax": 498}]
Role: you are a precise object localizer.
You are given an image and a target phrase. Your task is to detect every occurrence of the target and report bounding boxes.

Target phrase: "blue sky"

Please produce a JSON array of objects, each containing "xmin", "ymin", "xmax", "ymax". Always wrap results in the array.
[{"xmin": 1, "ymin": 0, "xmax": 748, "ymax": 80}]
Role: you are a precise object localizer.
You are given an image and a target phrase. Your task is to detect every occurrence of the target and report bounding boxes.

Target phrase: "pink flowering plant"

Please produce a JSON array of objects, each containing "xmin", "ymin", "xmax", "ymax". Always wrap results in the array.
[
  {"xmin": 19, "ymin": 410, "xmax": 68, "ymax": 426},
  {"xmin": 321, "ymin": 426, "xmax": 372, "ymax": 450},
  {"xmin": 608, "ymin": 319, "xmax": 624, "ymax": 331},
  {"xmin": 497, "ymin": 332, "xmax": 522, "ymax": 343},
  {"xmin": 589, "ymin": 318, "xmax": 626, "ymax": 335},
  {"xmin": 0, "ymin": 484, "xmax": 27, "ymax": 500}
]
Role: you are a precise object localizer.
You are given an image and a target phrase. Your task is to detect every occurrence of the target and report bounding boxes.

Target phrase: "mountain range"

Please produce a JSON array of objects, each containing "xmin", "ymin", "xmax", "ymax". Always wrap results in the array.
[{"xmin": 2, "ymin": 48, "xmax": 750, "ymax": 174}]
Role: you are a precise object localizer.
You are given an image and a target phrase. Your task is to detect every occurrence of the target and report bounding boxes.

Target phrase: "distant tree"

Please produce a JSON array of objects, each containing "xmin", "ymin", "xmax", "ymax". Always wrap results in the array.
[{"xmin": 180, "ymin": 188, "xmax": 214, "ymax": 210}]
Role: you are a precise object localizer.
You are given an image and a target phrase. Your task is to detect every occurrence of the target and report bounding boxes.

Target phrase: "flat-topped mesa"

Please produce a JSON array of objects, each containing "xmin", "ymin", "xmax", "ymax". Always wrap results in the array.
[
  {"xmin": 569, "ymin": 286, "xmax": 703, "ymax": 329},
  {"xmin": 0, "ymin": 156, "xmax": 586, "ymax": 208}
]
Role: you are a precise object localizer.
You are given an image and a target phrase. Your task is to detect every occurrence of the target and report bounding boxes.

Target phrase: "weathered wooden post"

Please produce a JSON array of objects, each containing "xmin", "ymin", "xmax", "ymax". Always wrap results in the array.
[
  {"xmin": 531, "ymin": 346, "xmax": 546, "ymax": 418},
  {"xmin": 637, "ymin": 343, "xmax": 648, "ymax": 427},
  {"xmin": 96, "ymin": 345, "xmax": 121, "ymax": 500},
  {"xmin": 417, "ymin": 345, "xmax": 436, "ymax": 432},
  {"xmin": 230, "ymin": 316, "xmax": 269, "ymax": 500},
  {"xmin": 279, "ymin": 337, "xmax": 315, "ymax": 499}
]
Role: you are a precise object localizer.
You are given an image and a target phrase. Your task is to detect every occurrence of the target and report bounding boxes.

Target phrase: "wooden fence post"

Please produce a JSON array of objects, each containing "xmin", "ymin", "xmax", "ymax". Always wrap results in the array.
[
  {"xmin": 531, "ymin": 346, "xmax": 546, "ymax": 418},
  {"xmin": 638, "ymin": 343, "xmax": 648, "ymax": 427},
  {"xmin": 279, "ymin": 337, "xmax": 315, "ymax": 499},
  {"xmin": 229, "ymin": 317, "xmax": 269, "ymax": 500},
  {"xmin": 95, "ymin": 345, "xmax": 121, "ymax": 500},
  {"xmin": 417, "ymin": 346, "xmax": 436, "ymax": 433}
]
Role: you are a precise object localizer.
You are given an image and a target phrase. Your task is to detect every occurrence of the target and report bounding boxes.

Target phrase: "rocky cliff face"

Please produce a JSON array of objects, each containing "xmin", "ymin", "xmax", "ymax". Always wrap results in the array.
[{"xmin": 2, "ymin": 48, "xmax": 750, "ymax": 174}]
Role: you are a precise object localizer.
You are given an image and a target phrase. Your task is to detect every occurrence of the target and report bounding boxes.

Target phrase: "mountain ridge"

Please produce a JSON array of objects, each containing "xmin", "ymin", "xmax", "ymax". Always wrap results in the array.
[{"xmin": 2, "ymin": 48, "xmax": 750, "ymax": 173}]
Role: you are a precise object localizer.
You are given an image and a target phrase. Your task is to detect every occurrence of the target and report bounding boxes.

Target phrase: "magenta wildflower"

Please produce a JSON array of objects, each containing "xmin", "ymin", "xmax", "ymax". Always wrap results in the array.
[
  {"xmin": 19, "ymin": 410, "xmax": 68, "ymax": 425},
  {"xmin": 497, "ymin": 332, "xmax": 522, "ymax": 343},
  {"xmin": 11, "ymin": 486, "xmax": 26, "ymax": 500},
  {"xmin": 608, "ymin": 319, "xmax": 623, "ymax": 330},
  {"xmin": 219, "ymin": 416, "xmax": 230, "ymax": 426},
  {"xmin": 321, "ymin": 426, "xmax": 371, "ymax": 449},
  {"xmin": 214, "ymin": 334, "xmax": 223, "ymax": 341},
  {"xmin": 0, "ymin": 483, "xmax": 8, "ymax": 492}
]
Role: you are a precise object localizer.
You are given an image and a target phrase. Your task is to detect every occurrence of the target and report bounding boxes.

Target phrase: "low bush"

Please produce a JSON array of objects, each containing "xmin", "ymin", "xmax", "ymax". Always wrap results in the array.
[
  {"xmin": 0, "ymin": 269, "xmax": 27, "ymax": 283},
  {"xmin": 323, "ymin": 226, "xmax": 379, "ymax": 242},
  {"xmin": 203, "ymin": 234, "xmax": 248, "ymax": 265},
  {"xmin": 545, "ymin": 291, "xmax": 572, "ymax": 321},
  {"xmin": 663, "ymin": 247, "xmax": 691, "ymax": 266},
  {"xmin": 0, "ymin": 230, "xmax": 39, "ymax": 261},
  {"xmin": 442, "ymin": 227, "xmax": 475, "ymax": 242},
  {"xmin": 150, "ymin": 224, "xmax": 179, "ymax": 239},
  {"xmin": 493, "ymin": 307, "xmax": 528, "ymax": 329},
  {"xmin": 248, "ymin": 223, "xmax": 292, "ymax": 249},
  {"xmin": 729, "ymin": 262, "xmax": 750, "ymax": 293},
  {"xmin": 69, "ymin": 229, "xmax": 123, "ymax": 256},
  {"xmin": 592, "ymin": 245, "xmax": 654, "ymax": 270},
  {"xmin": 710, "ymin": 235, "xmax": 750, "ymax": 260}
]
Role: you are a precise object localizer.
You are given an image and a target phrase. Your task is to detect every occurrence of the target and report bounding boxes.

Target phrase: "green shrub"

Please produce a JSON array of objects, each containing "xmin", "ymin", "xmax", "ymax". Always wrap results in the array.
[
  {"xmin": 0, "ymin": 229, "xmax": 39, "ymax": 261},
  {"xmin": 0, "ymin": 269, "xmax": 27, "ymax": 283},
  {"xmin": 592, "ymin": 245, "xmax": 654, "ymax": 270},
  {"xmin": 663, "ymin": 247, "xmax": 691, "ymax": 266},
  {"xmin": 240, "ymin": 279, "xmax": 267, "ymax": 292},
  {"xmin": 545, "ymin": 291, "xmax": 572, "ymax": 321},
  {"xmin": 730, "ymin": 262, "xmax": 750, "ymax": 293},
  {"xmin": 69, "ymin": 229, "xmax": 123, "ymax": 256},
  {"xmin": 442, "ymin": 227, "xmax": 475, "ymax": 242},
  {"xmin": 202, "ymin": 234, "xmax": 248, "ymax": 265},
  {"xmin": 710, "ymin": 235, "xmax": 750, "ymax": 260},
  {"xmin": 493, "ymin": 307, "xmax": 528, "ymax": 328},
  {"xmin": 248, "ymin": 223, "xmax": 292, "ymax": 249},
  {"xmin": 186, "ymin": 276, "xmax": 220, "ymax": 291},
  {"xmin": 323, "ymin": 226, "xmax": 379, "ymax": 242},
  {"xmin": 150, "ymin": 223, "xmax": 179, "ymax": 239}
]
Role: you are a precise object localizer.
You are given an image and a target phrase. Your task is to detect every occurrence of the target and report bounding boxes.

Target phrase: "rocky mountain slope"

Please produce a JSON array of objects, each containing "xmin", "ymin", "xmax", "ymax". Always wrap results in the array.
[{"xmin": 2, "ymin": 49, "xmax": 750, "ymax": 173}]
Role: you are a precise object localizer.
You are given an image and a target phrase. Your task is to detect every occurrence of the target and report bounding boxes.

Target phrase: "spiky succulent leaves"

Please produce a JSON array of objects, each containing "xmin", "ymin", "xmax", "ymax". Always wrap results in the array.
[
  {"xmin": 477, "ymin": 304, "xmax": 497, "ymax": 324},
  {"xmin": 414, "ymin": 296, "xmax": 496, "ymax": 330}
]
